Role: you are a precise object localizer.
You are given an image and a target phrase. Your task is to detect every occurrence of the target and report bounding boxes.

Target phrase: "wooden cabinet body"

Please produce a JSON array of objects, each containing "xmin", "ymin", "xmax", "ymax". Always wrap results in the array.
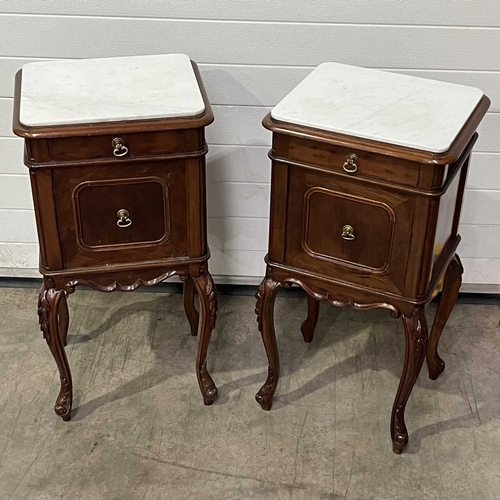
[
  {"xmin": 265, "ymin": 119, "xmax": 480, "ymax": 304},
  {"xmin": 255, "ymin": 94, "xmax": 490, "ymax": 454},
  {"xmin": 13, "ymin": 61, "xmax": 219, "ymax": 421}
]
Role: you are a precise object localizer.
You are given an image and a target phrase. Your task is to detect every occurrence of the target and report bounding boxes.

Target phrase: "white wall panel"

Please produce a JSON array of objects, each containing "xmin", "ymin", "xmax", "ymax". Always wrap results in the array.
[
  {"xmin": 0, "ymin": 5, "xmax": 499, "ymax": 287},
  {"xmin": 467, "ymin": 153, "xmax": 500, "ymax": 190},
  {"xmin": 0, "ymin": 174, "xmax": 32, "ymax": 209},
  {"xmin": 459, "ymin": 225, "xmax": 500, "ymax": 259},
  {"xmin": 2, "ymin": 99, "xmax": 498, "ymax": 153},
  {"xmin": 0, "ymin": 15, "xmax": 499, "ymax": 70},
  {"xmin": 208, "ymin": 250, "xmax": 266, "ymax": 278},
  {"xmin": 1, "ymin": 245, "xmax": 498, "ymax": 288},
  {"xmin": 2, "ymin": 139, "xmax": 499, "ymax": 190},
  {"xmin": 0, "ymin": 137, "xmax": 24, "ymax": 174},
  {"xmin": 0, "ymin": 98, "xmax": 14, "ymax": 136},
  {"xmin": 461, "ymin": 258, "xmax": 500, "ymax": 285},
  {"xmin": 0, "ymin": 138, "xmax": 272, "ymax": 182},
  {"xmin": 462, "ymin": 191, "xmax": 500, "ymax": 226},
  {"xmin": 207, "ymin": 182, "xmax": 270, "ymax": 218},
  {"xmin": 0, "ymin": 242, "xmax": 38, "ymax": 269},
  {"xmin": 1, "ymin": 0, "xmax": 499, "ymax": 26},
  {"xmin": 208, "ymin": 217, "xmax": 268, "ymax": 252},
  {"xmin": 207, "ymin": 145, "xmax": 270, "ymax": 184},
  {"xmin": 0, "ymin": 210, "xmax": 37, "ymax": 242},
  {"xmin": 3, "ymin": 59, "xmax": 500, "ymax": 113},
  {"xmin": 4, "ymin": 173, "xmax": 498, "ymax": 227},
  {"xmin": 3, "ymin": 137, "xmax": 499, "ymax": 191}
]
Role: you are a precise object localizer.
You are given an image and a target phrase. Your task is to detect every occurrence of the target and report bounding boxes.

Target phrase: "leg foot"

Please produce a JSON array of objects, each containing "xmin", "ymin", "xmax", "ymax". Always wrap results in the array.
[
  {"xmin": 38, "ymin": 285, "xmax": 73, "ymax": 421},
  {"xmin": 427, "ymin": 254, "xmax": 463, "ymax": 380},
  {"xmin": 183, "ymin": 277, "xmax": 199, "ymax": 336},
  {"xmin": 301, "ymin": 294, "xmax": 320, "ymax": 343},
  {"xmin": 193, "ymin": 265, "xmax": 218, "ymax": 405},
  {"xmin": 255, "ymin": 269, "xmax": 281, "ymax": 411},
  {"xmin": 391, "ymin": 306, "xmax": 428, "ymax": 454}
]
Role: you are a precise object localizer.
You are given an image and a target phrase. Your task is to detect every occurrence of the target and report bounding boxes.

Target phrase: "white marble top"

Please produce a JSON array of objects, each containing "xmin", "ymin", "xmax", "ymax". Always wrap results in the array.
[
  {"xmin": 19, "ymin": 54, "xmax": 206, "ymax": 127},
  {"xmin": 271, "ymin": 63, "xmax": 484, "ymax": 153}
]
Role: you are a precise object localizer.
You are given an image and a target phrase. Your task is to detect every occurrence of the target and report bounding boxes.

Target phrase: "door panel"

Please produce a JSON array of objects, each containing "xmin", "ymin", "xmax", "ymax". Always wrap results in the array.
[{"xmin": 284, "ymin": 167, "xmax": 415, "ymax": 295}]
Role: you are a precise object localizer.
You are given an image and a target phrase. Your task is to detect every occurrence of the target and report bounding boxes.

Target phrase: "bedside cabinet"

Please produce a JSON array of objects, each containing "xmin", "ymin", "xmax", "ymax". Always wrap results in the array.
[
  {"xmin": 255, "ymin": 63, "xmax": 490, "ymax": 453},
  {"xmin": 13, "ymin": 54, "xmax": 218, "ymax": 421}
]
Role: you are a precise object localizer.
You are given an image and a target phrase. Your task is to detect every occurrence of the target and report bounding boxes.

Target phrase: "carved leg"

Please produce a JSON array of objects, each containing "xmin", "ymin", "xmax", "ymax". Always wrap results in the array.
[
  {"xmin": 301, "ymin": 294, "xmax": 320, "ymax": 343},
  {"xmin": 427, "ymin": 254, "xmax": 463, "ymax": 380},
  {"xmin": 38, "ymin": 286, "xmax": 73, "ymax": 421},
  {"xmin": 59, "ymin": 291, "xmax": 69, "ymax": 347},
  {"xmin": 391, "ymin": 306, "xmax": 428, "ymax": 454},
  {"xmin": 193, "ymin": 265, "xmax": 218, "ymax": 405},
  {"xmin": 183, "ymin": 277, "xmax": 199, "ymax": 336},
  {"xmin": 255, "ymin": 271, "xmax": 281, "ymax": 411}
]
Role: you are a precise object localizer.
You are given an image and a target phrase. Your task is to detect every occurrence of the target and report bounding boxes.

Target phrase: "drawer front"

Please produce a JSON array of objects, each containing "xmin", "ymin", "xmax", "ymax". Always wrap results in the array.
[
  {"xmin": 45, "ymin": 129, "xmax": 199, "ymax": 163},
  {"xmin": 74, "ymin": 178, "xmax": 170, "ymax": 251},
  {"xmin": 303, "ymin": 188, "xmax": 394, "ymax": 271},
  {"xmin": 287, "ymin": 136, "xmax": 420, "ymax": 187},
  {"xmin": 53, "ymin": 160, "xmax": 190, "ymax": 268},
  {"xmin": 284, "ymin": 167, "xmax": 415, "ymax": 295}
]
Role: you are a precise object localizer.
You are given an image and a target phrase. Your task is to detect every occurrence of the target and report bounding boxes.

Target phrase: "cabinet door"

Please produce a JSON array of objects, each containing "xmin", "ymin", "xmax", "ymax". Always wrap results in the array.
[
  {"xmin": 74, "ymin": 177, "xmax": 170, "ymax": 250},
  {"xmin": 284, "ymin": 167, "xmax": 415, "ymax": 295},
  {"xmin": 53, "ymin": 160, "xmax": 190, "ymax": 268}
]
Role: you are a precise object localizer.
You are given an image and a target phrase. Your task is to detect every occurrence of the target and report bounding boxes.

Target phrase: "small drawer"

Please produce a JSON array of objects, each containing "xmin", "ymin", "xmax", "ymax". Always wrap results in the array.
[
  {"xmin": 45, "ymin": 129, "xmax": 198, "ymax": 163},
  {"xmin": 287, "ymin": 137, "xmax": 420, "ymax": 187}
]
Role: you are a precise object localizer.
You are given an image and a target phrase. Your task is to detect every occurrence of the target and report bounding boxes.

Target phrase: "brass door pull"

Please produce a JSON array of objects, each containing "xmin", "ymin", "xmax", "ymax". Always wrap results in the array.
[
  {"xmin": 117, "ymin": 209, "xmax": 132, "ymax": 228},
  {"xmin": 112, "ymin": 137, "xmax": 129, "ymax": 157},
  {"xmin": 343, "ymin": 153, "xmax": 358, "ymax": 173},
  {"xmin": 341, "ymin": 225, "xmax": 355, "ymax": 240}
]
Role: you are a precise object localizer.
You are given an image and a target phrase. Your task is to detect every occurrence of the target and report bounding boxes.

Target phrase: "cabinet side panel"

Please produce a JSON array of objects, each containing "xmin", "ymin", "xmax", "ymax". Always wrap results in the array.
[
  {"xmin": 433, "ymin": 165, "xmax": 463, "ymax": 262},
  {"xmin": 404, "ymin": 195, "xmax": 433, "ymax": 297},
  {"xmin": 30, "ymin": 169, "xmax": 63, "ymax": 270},
  {"xmin": 268, "ymin": 160, "xmax": 289, "ymax": 264},
  {"xmin": 186, "ymin": 157, "xmax": 207, "ymax": 258}
]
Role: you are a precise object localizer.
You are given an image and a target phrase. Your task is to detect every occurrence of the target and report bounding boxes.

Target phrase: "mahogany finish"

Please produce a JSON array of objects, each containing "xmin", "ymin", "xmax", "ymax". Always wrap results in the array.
[
  {"xmin": 14, "ymin": 62, "xmax": 219, "ymax": 421},
  {"xmin": 256, "ymin": 98, "xmax": 489, "ymax": 454}
]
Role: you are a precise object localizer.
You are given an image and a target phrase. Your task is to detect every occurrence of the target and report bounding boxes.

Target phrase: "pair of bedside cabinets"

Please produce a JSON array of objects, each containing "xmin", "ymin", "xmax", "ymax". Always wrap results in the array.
[{"xmin": 13, "ymin": 54, "xmax": 489, "ymax": 454}]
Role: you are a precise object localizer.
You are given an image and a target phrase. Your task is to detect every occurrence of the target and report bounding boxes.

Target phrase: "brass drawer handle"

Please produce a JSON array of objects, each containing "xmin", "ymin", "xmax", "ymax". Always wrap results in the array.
[
  {"xmin": 117, "ymin": 209, "xmax": 132, "ymax": 228},
  {"xmin": 112, "ymin": 137, "xmax": 129, "ymax": 157},
  {"xmin": 341, "ymin": 225, "xmax": 355, "ymax": 240},
  {"xmin": 343, "ymin": 153, "xmax": 358, "ymax": 173}
]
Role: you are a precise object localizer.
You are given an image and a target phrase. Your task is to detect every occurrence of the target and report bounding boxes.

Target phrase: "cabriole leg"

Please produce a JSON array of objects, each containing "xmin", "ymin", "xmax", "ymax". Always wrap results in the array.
[
  {"xmin": 255, "ymin": 269, "xmax": 281, "ymax": 411},
  {"xmin": 183, "ymin": 277, "xmax": 199, "ymax": 336},
  {"xmin": 391, "ymin": 306, "xmax": 428, "ymax": 454},
  {"xmin": 193, "ymin": 265, "xmax": 218, "ymax": 405},
  {"xmin": 427, "ymin": 254, "xmax": 463, "ymax": 380},
  {"xmin": 38, "ymin": 284, "xmax": 73, "ymax": 421},
  {"xmin": 301, "ymin": 294, "xmax": 320, "ymax": 343}
]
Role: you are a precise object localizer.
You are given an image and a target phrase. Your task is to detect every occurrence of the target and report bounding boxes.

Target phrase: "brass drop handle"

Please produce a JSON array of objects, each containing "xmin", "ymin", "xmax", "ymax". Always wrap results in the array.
[
  {"xmin": 341, "ymin": 225, "xmax": 355, "ymax": 241},
  {"xmin": 343, "ymin": 153, "xmax": 358, "ymax": 173},
  {"xmin": 112, "ymin": 137, "xmax": 129, "ymax": 157},
  {"xmin": 117, "ymin": 209, "xmax": 132, "ymax": 228}
]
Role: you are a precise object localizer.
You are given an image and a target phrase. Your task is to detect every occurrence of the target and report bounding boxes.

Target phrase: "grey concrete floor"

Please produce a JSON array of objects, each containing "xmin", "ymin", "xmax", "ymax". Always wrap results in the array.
[{"xmin": 0, "ymin": 286, "xmax": 499, "ymax": 500}]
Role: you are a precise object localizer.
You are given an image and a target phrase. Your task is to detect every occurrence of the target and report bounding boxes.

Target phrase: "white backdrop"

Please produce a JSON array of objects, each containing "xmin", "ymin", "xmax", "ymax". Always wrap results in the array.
[{"xmin": 0, "ymin": 1, "xmax": 499, "ymax": 290}]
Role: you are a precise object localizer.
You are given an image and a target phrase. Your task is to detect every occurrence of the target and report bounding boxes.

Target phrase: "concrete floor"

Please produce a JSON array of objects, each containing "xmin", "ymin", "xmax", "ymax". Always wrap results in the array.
[{"xmin": 0, "ymin": 286, "xmax": 499, "ymax": 500}]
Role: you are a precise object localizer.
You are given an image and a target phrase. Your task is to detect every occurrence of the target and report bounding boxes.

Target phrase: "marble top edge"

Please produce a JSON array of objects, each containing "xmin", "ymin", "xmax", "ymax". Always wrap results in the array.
[
  {"xmin": 21, "ymin": 53, "xmax": 192, "ymax": 71},
  {"xmin": 19, "ymin": 53, "xmax": 206, "ymax": 127},
  {"xmin": 271, "ymin": 62, "xmax": 484, "ymax": 154}
]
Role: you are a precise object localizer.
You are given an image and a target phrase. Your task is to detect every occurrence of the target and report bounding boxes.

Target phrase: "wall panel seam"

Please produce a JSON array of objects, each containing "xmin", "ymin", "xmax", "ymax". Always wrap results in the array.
[{"xmin": 1, "ymin": 12, "xmax": 500, "ymax": 29}]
